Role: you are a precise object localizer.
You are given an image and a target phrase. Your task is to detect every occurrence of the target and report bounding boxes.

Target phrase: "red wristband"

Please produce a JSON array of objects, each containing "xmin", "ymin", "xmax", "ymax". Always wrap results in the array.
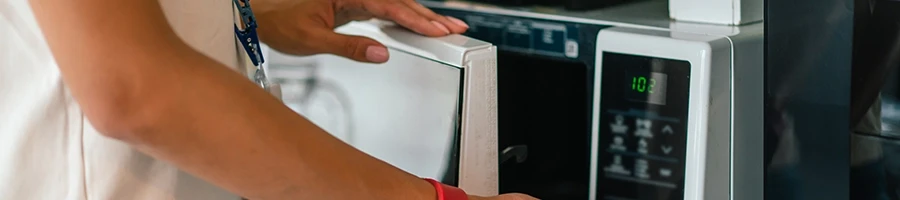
[{"xmin": 423, "ymin": 178, "xmax": 469, "ymax": 200}]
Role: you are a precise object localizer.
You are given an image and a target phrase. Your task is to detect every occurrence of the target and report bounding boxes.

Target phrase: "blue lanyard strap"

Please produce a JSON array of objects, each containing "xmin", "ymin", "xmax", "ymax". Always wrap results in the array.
[
  {"xmin": 233, "ymin": 0, "xmax": 265, "ymax": 67},
  {"xmin": 233, "ymin": 0, "xmax": 270, "ymax": 89}
]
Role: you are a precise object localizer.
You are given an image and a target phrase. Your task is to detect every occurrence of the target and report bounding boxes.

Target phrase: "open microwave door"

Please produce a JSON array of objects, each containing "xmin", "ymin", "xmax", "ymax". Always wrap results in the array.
[{"xmin": 264, "ymin": 20, "xmax": 499, "ymax": 196}]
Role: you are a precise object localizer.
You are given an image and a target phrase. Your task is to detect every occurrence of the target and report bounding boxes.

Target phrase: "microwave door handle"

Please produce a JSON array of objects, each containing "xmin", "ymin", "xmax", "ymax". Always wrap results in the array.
[{"xmin": 499, "ymin": 145, "xmax": 528, "ymax": 164}]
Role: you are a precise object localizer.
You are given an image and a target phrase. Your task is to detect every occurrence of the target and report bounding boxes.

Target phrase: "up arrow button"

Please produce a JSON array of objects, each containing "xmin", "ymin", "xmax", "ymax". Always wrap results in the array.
[{"xmin": 662, "ymin": 125, "xmax": 674, "ymax": 135}]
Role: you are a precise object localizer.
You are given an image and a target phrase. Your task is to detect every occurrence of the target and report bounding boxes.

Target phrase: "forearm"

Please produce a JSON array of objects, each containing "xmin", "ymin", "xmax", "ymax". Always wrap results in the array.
[
  {"xmin": 126, "ymin": 48, "xmax": 437, "ymax": 200},
  {"xmin": 248, "ymin": 0, "xmax": 293, "ymax": 14},
  {"xmin": 29, "ymin": 0, "xmax": 435, "ymax": 199}
]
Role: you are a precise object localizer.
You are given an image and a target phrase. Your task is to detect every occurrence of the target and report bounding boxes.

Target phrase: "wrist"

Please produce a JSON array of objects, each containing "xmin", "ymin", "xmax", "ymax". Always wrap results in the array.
[
  {"xmin": 423, "ymin": 178, "xmax": 469, "ymax": 200},
  {"xmin": 414, "ymin": 178, "xmax": 440, "ymax": 200},
  {"xmin": 467, "ymin": 195, "xmax": 486, "ymax": 200}
]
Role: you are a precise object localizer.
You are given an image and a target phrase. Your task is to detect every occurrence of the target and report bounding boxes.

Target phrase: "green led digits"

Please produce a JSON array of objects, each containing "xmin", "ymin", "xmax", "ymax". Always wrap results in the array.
[{"xmin": 631, "ymin": 76, "xmax": 656, "ymax": 93}]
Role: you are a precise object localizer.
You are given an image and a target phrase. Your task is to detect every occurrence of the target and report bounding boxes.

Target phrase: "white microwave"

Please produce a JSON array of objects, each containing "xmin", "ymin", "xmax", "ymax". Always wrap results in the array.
[{"xmin": 263, "ymin": 1, "xmax": 764, "ymax": 198}]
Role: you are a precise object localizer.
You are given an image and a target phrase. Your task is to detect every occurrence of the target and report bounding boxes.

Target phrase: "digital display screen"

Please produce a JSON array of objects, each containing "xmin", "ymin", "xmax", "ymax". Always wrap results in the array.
[
  {"xmin": 625, "ymin": 72, "xmax": 668, "ymax": 105},
  {"xmin": 596, "ymin": 52, "xmax": 691, "ymax": 200}
]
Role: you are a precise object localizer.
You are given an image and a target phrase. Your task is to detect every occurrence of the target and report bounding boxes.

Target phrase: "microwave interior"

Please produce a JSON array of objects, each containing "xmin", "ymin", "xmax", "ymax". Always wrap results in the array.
[
  {"xmin": 423, "ymin": 6, "xmax": 610, "ymax": 198},
  {"xmin": 495, "ymin": 51, "xmax": 594, "ymax": 199}
]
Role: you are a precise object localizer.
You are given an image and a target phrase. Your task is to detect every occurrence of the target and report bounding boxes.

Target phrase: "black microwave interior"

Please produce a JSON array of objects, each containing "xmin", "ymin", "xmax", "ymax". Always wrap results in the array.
[
  {"xmin": 497, "ymin": 50, "xmax": 592, "ymax": 199},
  {"xmin": 427, "ymin": 6, "xmax": 606, "ymax": 199}
]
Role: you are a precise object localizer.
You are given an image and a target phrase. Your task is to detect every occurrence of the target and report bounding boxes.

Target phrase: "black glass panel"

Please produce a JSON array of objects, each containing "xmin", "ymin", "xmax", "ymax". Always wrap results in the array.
[
  {"xmin": 596, "ymin": 52, "xmax": 691, "ymax": 200},
  {"xmin": 765, "ymin": 0, "xmax": 854, "ymax": 196},
  {"xmin": 496, "ymin": 51, "xmax": 592, "ymax": 199}
]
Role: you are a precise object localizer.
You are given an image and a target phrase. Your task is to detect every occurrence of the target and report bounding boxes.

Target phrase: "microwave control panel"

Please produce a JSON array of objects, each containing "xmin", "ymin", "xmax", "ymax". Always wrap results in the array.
[
  {"xmin": 431, "ymin": 8, "xmax": 610, "ymax": 62},
  {"xmin": 595, "ymin": 52, "xmax": 691, "ymax": 200}
]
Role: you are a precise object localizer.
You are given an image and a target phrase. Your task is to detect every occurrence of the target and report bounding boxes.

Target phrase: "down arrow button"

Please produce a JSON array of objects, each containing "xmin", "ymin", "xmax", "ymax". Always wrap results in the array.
[{"xmin": 661, "ymin": 146, "xmax": 673, "ymax": 155}]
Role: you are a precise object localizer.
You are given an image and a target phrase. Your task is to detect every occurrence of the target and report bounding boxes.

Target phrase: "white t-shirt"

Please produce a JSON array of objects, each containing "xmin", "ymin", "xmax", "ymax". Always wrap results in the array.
[{"xmin": 0, "ymin": 0, "xmax": 250, "ymax": 199}]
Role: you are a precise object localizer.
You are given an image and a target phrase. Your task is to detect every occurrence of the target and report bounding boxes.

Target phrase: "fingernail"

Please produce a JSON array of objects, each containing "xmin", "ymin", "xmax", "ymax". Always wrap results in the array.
[
  {"xmin": 366, "ymin": 46, "xmax": 389, "ymax": 63},
  {"xmin": 446, "ymin": 16, "xmax": 469, "ymax": 28},
  {"xmin": 431, "ymin": 21, "xmax": 451, "ymax": 34}
]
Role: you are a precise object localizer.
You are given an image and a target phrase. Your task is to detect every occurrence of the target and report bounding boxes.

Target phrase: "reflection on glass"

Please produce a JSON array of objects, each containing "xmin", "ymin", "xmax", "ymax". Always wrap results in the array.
[
  {"xmin": 269, "ymin": 48, "xmax": 463, "ymax": 181},
  {"xmin": 883, "ymin": 97, "xmax": 900, "ymax": 200}
]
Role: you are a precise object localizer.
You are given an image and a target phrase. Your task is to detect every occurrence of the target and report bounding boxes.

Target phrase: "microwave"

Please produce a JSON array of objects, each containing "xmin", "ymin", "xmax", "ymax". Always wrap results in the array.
[
  {"xmin": 422, "ymin": 1, "xmax": 765, "ymax": 199},
  {"xmin": 264, "ymin": 0, "xmax": 895, "ymax": 197},
  {"xmin": 261, "ymin": 0, "xmax": 867, "ymax": 199},
  {"xmin": 266, "ymin": 17, "xmax": 761, "ymax": 200}
]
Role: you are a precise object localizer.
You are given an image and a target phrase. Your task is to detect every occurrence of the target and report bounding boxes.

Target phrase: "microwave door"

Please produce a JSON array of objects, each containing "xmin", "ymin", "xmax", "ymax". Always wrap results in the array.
[{"xmin": 264, "ymin": 20, "xmax": 499, "ymax": 196}]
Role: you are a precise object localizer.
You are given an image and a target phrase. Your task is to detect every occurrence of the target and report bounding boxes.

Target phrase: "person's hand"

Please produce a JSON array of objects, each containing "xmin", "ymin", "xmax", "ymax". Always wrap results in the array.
[
  {"xmin": 253, "ymin": 0, "xmax": 469, "ymax": 63},
  {"xmin": 469, "ymin": 193, "xmax": 540, "ymax": 200}
]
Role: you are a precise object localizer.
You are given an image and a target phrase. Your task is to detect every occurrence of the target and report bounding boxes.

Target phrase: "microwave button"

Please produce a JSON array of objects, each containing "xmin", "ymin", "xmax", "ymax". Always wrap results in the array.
[
  {"xmin": 565, "ymin": 39, "xmax": 578, "ymax": 58},
  {"xmin": 610, "ymin": 114, "xmax": 629, "ymax": 134}
]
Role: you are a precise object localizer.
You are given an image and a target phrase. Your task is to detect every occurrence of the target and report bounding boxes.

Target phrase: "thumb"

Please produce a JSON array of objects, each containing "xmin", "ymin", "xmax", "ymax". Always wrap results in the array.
[{"xmin": 313, "ymin": 30, "xmax": 390, "ymax": 63}]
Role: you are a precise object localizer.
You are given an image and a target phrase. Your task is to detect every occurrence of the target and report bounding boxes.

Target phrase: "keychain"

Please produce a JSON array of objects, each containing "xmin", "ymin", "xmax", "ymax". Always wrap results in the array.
[
  {"xmin": 233, "ymin": 0, "xmax": 270, "ymax": 89},
  {"xmin": 233, "ymin": 0, "xmax": 282, "ymax": 98}
]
